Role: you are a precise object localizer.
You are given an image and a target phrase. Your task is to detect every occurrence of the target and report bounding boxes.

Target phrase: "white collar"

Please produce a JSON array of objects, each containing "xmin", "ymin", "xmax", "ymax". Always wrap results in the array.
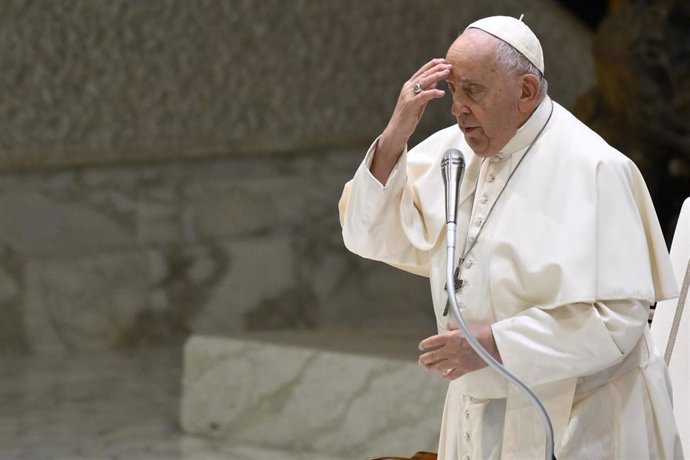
[{"xmin": 496, "ymin": 96, "xmax": 553, "ymax": 159}]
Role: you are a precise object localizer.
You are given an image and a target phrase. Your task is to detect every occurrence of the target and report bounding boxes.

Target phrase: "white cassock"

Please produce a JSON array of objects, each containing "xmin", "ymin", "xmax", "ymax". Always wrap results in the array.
[
  {"xmin": 652, "ymin": 197, "xmax": 690, "ymax": 455},
  {"xmin": 339, "ymin": 97, "xmax": 685, "ymax": 459}
]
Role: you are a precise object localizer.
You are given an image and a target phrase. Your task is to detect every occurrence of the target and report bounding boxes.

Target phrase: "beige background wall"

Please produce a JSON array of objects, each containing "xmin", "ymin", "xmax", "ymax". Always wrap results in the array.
[{"xmin": 0, "ymin": 0, "xmax": 595, "ymax": 352}]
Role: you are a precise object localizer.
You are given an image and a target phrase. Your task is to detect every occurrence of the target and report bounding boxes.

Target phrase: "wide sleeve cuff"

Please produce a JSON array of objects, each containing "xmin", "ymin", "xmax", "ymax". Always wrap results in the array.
[
  {"xmin": 491, "ymin": 300, "xmax": 646, "ymax": 387},
  {"xmin": 359, "ymin": 136, "xmax": 407, "ymax": 189}
]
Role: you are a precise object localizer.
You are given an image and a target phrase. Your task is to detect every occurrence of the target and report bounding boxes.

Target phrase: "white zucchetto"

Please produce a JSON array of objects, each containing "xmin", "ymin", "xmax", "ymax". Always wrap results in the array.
[{"xmin": 466, "ymin": 15, "xmax": 545, "ymax": 74}]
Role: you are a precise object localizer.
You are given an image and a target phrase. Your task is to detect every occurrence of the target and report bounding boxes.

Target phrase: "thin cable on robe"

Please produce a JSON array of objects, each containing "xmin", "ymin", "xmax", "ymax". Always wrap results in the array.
[{"xmin": 444, "ymin": 238, "xmax": 556, "ymax": 460}]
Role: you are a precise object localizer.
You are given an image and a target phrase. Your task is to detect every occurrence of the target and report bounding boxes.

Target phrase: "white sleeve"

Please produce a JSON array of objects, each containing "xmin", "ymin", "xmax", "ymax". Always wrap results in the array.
[
  {"xmin": 491, "ymin": 298, "xmax": 648, "ymax": 387},
  {"xmin": 338, "ymin": 138, "xmax": 432, "ymax": 276}
]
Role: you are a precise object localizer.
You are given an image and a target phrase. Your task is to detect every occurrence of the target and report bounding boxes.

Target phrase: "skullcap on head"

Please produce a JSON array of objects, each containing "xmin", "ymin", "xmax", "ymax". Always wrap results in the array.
[{"xmin": 465, "ymin": 15, "xmax": 545, "ymax": 74}]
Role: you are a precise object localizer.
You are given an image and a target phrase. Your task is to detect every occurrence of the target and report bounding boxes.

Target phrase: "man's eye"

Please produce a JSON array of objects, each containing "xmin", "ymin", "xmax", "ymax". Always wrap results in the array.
[{"xmin": 464, "ymin": 85, "xmax": 484, "ymax": 99}]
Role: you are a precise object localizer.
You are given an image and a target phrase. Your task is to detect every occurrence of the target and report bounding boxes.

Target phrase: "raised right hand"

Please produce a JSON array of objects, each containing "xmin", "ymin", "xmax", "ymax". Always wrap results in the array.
[{"xmin": 371, "ymin": 58, "xmax": 451, "ymax": 183}]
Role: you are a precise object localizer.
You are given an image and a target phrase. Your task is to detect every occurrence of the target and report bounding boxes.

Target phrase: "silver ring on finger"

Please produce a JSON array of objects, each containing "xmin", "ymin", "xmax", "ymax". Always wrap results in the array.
[{"xmin": 412, "ymin": 82, "xmax": 423, "ymax": 95}]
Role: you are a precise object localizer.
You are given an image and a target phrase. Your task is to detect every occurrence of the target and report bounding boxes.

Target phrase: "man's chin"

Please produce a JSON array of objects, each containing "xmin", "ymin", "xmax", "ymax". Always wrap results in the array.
[{"xmin": 463, "ymin": 137, "xmax": 495, "ymax": 158}]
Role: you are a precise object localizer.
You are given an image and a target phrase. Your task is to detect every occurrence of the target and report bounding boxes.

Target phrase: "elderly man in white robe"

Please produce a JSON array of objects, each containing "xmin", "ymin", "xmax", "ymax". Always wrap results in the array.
[{"xmin": 339, "ymin": 16, "xmax": 684, "ymax": 460}]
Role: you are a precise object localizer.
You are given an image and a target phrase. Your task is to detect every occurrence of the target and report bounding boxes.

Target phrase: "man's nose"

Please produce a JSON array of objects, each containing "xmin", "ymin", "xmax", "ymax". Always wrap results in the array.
[{"xmin": 451, "ymin": 97, "xmax": 469, "ymax": 117}]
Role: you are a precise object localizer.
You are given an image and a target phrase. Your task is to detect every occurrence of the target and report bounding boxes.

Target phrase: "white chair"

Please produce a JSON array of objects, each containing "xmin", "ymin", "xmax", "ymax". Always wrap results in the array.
[{"xmin": 651, "ymin": 197, "xmax": 689, "ymax": 455}]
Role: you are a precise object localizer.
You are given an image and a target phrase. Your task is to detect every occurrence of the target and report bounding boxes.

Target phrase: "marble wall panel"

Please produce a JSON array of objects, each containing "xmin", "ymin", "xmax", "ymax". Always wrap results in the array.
[
  {"xmin": 0, "ymin": 148, "xmax": 433, "ymax": 352},
  {"xmin": 311, "ymin": 258, "xmax": 435, "ymax": 331},
  {"xmin": 181, "ymin": 335, "xmax": 446, "ymax": 458},
  {"xmin": 136, "ymin": 189, "xmax": 186, "ymax": 245},
  {"xmin": 21, "ymin": 244, "xmax": 229, "ymax": 353},
  {"xmin": 189, "ymin": 237, "xmax": 296, "ymax": 334},
  {"xmin": 0, "ymin": 191, "xmax": 134, "ymax": 256},
  {"xmin": 183, "ymin": 182, "xmax": 276, "ymax": 239},
  {"xmin": 23, "ymin": 251, "xmax": 151, "ymax": 353},
  {"xmin": 0, "ymin": 251, "xmax": 24, "ymax": 350}
]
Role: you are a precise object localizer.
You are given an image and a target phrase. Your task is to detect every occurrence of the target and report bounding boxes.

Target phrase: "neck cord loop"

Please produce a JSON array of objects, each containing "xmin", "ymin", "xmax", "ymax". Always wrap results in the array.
[
  {"xmin": 458, "ymin": 101, "xmax": 554, "ymax": 266},
  {"xmin": 444, "ymin": 101, "xmax": 555, "ymax": 317}
]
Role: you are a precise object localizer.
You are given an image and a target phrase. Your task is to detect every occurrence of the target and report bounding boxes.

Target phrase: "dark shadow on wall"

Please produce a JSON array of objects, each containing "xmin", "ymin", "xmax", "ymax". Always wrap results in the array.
[{"xmin": 568, "ymin": 0, "xmax": 690, "ymax": 243}]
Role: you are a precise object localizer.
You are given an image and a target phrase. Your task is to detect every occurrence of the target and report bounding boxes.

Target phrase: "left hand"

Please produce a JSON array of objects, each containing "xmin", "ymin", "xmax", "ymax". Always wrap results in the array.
[{"xmin": 418, "ymin": 322, "xmax": 502, "ymax": 381}]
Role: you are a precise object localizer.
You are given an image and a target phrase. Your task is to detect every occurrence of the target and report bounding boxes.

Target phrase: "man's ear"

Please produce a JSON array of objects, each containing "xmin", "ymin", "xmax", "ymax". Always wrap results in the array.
[{"xmin": 518, "ymin": 73, "xmax": 541, "ymax": 113}]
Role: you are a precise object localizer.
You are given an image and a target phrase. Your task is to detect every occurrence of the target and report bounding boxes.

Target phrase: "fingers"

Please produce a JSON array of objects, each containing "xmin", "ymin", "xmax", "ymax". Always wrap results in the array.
[
  {"xmin": 418, "ymin": 332, "xmax": 446, "ymax": 351},
  {"xmin": 418, "ymin": 329, "xmax": 457, "ymax": 351},
  {"xmin": 419, "ymin": 350, "xmax": 464, "ymax": 381},
  {"xmin": 418, "ymin": 335, "xmax": 456, "ymax": 371},
  {"xmin": 418, "ymin": 349, "xmax": 442, "ymax": 368},
  {"xmin": 380, "ymin": 58, "xmax": 451, "ymax": 161},
  {"xmin": 418, "ymin": 330, "xmax": 471, "ymax": 381},
  {"xmin": 418, "ymin": 350, "xmax": 452, "ymax": 373},
  {"xmin": 409, "ymin": 59, "xmax": 452, "ymax": 97},
  {"xmin": 411, "ymin": 58, "xmax": 448, "ymax": 81}
]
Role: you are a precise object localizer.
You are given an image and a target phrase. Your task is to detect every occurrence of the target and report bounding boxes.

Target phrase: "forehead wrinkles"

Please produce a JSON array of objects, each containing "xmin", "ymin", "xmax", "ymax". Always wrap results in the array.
[
  {"xmin": 447, "ymin": 29, "xmax": 500, "ymax": 58},
  {"xmin": 446, "ymin": 29, "xmax": 500, "ymax": 84}
]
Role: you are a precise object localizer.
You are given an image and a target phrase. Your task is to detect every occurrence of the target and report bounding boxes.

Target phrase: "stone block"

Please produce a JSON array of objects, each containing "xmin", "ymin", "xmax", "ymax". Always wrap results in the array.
[
  {"xmin": 23, "ymin": 251, "xmax": 151, "ymax": 353},
  {"xmin": 0, "ymin": 1, "xmax": 593, "ymax": 170},
  {"xmin": 0, "ymin": 191, "xmax": 134, "ymax": 256},
  {"xmin": 182, "ymin": 180, "xmax": 278, "ymax": 240},
  {"xmin": 21, "ymin": 243, "xmax": 228, "ymax": 352},
  {"xmin": 180, "ymin": 332, "xmax": 447, "ymax": 459},
  {"xmin": 189, "ymin": 237, "xmax": 297, "ymax": 334}
]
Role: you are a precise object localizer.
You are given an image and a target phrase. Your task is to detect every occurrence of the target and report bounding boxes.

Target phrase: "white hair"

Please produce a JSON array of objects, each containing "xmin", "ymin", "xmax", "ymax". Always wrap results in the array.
[{"xmin": 494, "ymin": 39, "xmax": 548, "ymax": 101}]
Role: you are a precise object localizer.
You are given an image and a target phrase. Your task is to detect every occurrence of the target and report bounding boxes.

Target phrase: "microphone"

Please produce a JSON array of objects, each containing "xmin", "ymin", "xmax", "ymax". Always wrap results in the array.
[{"xmin": 441, "ymin": 149, "xmax": 466, "ymax": 225}]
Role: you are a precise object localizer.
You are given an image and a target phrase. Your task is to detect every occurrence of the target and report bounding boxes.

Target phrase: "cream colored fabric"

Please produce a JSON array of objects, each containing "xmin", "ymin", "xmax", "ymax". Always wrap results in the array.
[
  {"xmin": 339, "ymin": 97, "xmax": 683, "ymax": 459},
  {"xmin": 652, "ymin": 197, "xmax": 690, "ymax": 455}
]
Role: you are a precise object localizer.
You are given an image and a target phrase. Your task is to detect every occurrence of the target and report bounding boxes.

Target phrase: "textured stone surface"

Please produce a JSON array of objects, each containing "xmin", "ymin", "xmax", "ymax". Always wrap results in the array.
[
  {"xmin": 0, "ymin": 0, "xmax": 594, "ymax": 170},
  {"xmin": 180, "ymin": 333, "xmax": 446, "ymax": 458},
  {"xmin": 0, "ymin": 149, "xmax": 433, "ymax": 352},
  {"xmin": 23, "ymin": 251, "xmax": 150, "ymax": 352},
  {"xmin": 0, "ymin": 0, "xmax": 598, "ymax": 352},
  {"xmin": 0, "ymin": 345, "xmax": 352, "ymax": 459}
]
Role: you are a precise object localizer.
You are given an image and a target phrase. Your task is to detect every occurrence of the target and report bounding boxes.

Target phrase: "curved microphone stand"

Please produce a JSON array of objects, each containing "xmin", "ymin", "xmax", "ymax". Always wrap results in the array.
[{"xmin": 441, "ymin": 150, "xmax": 556, "ymax": 460}]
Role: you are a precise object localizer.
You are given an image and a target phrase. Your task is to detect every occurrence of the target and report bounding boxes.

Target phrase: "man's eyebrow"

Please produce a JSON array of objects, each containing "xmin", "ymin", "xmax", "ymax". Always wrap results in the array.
[
  {"xmin": 446, "ymin": 77, "xmax": 483, "ymax": 86},
  {"xmin": 444, "ymin": 78, "xmax": 484, "ymax": 88},
  {"xmin": 444, "ymin": 78, "xmax": 477, "ymax": 83}
]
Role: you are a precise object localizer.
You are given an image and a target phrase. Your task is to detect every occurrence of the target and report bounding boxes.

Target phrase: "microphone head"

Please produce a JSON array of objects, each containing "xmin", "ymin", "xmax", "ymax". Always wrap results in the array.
[
  {"xmin": 441, "ymin": 148, "xmax": 465, "ymax": 171},
  {"xmin": 441, "ymin": 149, "xmax": 465, "ymax": 224}
]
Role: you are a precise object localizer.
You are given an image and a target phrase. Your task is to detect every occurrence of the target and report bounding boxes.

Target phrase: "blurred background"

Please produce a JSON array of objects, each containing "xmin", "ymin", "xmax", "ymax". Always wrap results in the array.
[{"xmin": 0, "ymin": 0, "xmax": 687, "ymax": 458}]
